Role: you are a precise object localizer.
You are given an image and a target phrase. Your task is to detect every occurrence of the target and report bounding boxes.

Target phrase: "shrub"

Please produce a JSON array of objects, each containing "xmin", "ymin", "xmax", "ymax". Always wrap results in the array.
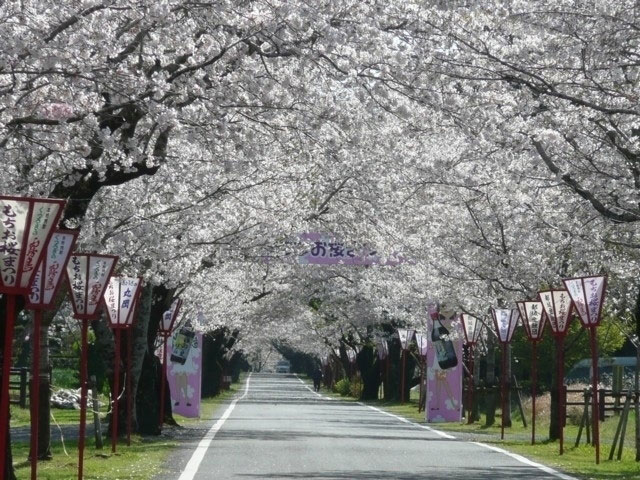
[
  {"xmin": 334, "ymin": 378, "xmax": 351, "ymax": 396},
  {"xmin": 349, "ymin": 378, "xmax": 363, "ymax": 398}
]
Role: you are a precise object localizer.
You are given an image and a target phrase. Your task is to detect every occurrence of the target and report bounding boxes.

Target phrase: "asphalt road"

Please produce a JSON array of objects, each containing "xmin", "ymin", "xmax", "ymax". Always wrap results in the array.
[{"xmin": 156, "ymin": 373, "xmax": 575, "ymax": 480}]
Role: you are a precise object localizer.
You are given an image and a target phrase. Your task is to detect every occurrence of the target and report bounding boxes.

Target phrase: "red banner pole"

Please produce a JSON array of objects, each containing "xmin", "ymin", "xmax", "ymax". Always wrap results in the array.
[
  {"xmin": 111, "ymin": 329, "xmax": 121, "ymax": 453},
  {"xmin": 78, "ymin": 320, "xmax": 89, "ymax": 480},
  {"xmin": 531, "ymin": 341, "xmax": 537, "ymax": 445},
  {"xmin": 30, "ymin": 309, "xmax": 42, "ymax": 480},
  {"xmin": 159, "ymin": 337, "xmax": 168, "ymax": 426},
  {"xmin": 500, "ymin": 343, "xmax": 506, "ymax": 440},
  {"xmin": 0, "ymin": 295, "xmax": 16, "ymax": 478},
  {"xmin": 558, "ymin": 338, "xmax": 564, "ymax": 455},
  {"xmin": 467, "ymin": 345, "xmax": 474, "ymax": 424},
  {"xmin": 400, "ymin": 350, "xmax": 406, "ymax": 403},
  {"xmin": 589, "ymin": 327, "xmax": 600, "ymax": 464},
  {"xmin": 126, "ymin": 329, "xmax": 133, "ymax": 446}
]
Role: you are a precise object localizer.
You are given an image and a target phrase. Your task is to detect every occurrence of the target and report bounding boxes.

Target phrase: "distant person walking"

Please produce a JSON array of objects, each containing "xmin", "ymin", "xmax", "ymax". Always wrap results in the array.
[{"xmin": 312, "ymin": 367, "xmax": 323, "ymax": 392}]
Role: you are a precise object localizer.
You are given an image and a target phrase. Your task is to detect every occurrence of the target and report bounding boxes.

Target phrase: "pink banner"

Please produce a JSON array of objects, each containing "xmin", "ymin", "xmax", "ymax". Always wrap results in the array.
[
  {"xmin": 167, "ymin": 328, "xmax": 202, "ymax": 418},
  {"xmin": 425, "ymin": 315, "xmax": 462, "ymax": 422}
]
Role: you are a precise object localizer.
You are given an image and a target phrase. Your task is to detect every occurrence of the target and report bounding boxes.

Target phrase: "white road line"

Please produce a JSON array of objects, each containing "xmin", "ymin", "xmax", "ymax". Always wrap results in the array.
[
  {"xmin": 296, "ymin": 374, "xmax": 333, "ymax": 400},
  {"xmin": 177, "ymin": 373, "xmax": 252, "ymax": 480},
  {"xmin": 360, "ymin": 403, "xmax": 456, "ymax": 439},
  {"xmin": 360, "ymin": 402, "xmax": 576, "ymax": 479},
  {"xmin": 472, "ymin": 442, "xmax": 578, "ymax": 480}
]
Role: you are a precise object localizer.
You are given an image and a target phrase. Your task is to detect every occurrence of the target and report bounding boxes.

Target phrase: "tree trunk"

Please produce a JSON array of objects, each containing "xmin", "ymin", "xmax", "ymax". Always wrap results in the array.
[
  {"xmin": 485, "ymin": 337, "xmax": 497, "ymax": 426},
  {"xmin": 357, "ymin": 345, "xmax": 380, "ymax": 401},
  {"xmin": 549, "ymin": 339, "xmax": 560, "ymax": 441},
  {"xmin": 36, "ymin": 317, "xmax": 52, "ymax": 459},
  {"xmin": 504, "ymin": 344, "xmax": 512, "ymax": 428},
  {"xmin": 634, "ymin": 344, "xmax": 639, "ymax": 461},
  {"xmin": 472, "ymin": 347, "xmax": 481, "ymax": 421}
]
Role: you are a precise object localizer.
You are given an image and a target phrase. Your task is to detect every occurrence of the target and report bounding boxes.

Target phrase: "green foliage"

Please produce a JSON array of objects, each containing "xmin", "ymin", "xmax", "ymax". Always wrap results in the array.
[
  {"xmin": 51, "ymin": 368, "xmax": 79, "ymax": 389},
  {"xmin": 510, "ymin": 314, "xmax": 627, "ymax": 391},
  {"xmin": 349, "ymin": 378, "xmax": 363, "ymax": 398},
  {"xmin": 334, "ymin": 378, "xmax": 351, "ymax": 396}
]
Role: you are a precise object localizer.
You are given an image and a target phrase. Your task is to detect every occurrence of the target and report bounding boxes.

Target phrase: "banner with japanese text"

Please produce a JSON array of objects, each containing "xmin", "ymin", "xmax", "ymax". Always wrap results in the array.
[
  {"xmin": 167, "ymin": 327, "xmax": 202, "ymax": 418},
  {"xmin": 425, "ymin": 315, "xmax": 463, "ymax": 422}
]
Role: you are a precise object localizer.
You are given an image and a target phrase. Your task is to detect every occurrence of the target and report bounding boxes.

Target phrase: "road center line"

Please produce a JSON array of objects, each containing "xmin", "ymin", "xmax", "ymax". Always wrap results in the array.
[{"xmin": 177, "ymin": 373, "xmax": 252, "ymax": 480}]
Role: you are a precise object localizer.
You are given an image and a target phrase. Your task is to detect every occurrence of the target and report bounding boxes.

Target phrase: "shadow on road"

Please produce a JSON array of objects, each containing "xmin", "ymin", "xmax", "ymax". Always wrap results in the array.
[{"xmin": 236, "ymin": 466, "xmax": 549, "ymax": 479}]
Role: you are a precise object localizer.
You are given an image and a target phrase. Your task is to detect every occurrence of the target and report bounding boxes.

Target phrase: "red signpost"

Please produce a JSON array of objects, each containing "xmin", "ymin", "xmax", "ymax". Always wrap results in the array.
[
  {"xmin": 491, "ymin": 307, "xmax": 519, "ymax": 440},
  {"xmin": 65, "ymin": 253, "xmax": 118, "ymax": 480},
  {"xmin": 460, "ymin": 313, "xmax": 483, "ymax": 425},
  {"xmin": 25, "ymin": 230, "xmax": 77, "ymax": 480},
  {"xmin": 516, "ymin": 301, "xmax": 547, "ymax": 445},
  {"xmin": 0, "ymin": 196, "xmax": 65, "ymax": 479},
  {"xmin": 158, "ymin": 298, "xmax": 182, "ymax": 427},
  {"xmin": 562, "ymin": 275, "xmax": 607, "ymax": 465},
  {"xmin": 397, "ymin": 328, "xmax": 414, "ymax": 403},
  {"xmin": 538, "ymin": 288, "xmax": 573, "ymax": 455},
  {"xmin": 103, "ymin": 276, "xmax": 143, "ymax": 453}
]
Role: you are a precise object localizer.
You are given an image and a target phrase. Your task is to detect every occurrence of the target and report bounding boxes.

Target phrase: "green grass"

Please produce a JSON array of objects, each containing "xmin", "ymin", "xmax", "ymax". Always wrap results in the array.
[
  {"xmin": 10, "ymin": 393, "xmax": 110, "ymax": 428},
  {"xmin": 12, "ymin": 436, "xmax": 176, "ymax": 479}
]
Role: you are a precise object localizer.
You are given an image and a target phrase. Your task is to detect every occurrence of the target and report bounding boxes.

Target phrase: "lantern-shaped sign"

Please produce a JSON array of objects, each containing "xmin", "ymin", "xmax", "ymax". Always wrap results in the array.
[
  {"xmin": 538, "ymin": 289, "xmax": 573, "ymax": 336},
  {"xmin": 517, "ymin": 301, "xmax": 547, "ymax": 342},
  {"xmin": 346, "ymin": 348, "xmax": 357, "ymax": 363},
  {"xmin": 461, "ymin": 313, "xmax": 483, "ymax": 346},
  {"xmin": 64, "ymin": 253, "xmax": 118, "ymax": 480},
  {"xmin": 397, "ymin": 328, "xmax": 415, "ymax": 351},
  {"xmin": 538, "ymin": 288, "xmax": 573, "ymax": 455},
  {"xmin": 397, "ymin": 328, "xmax": 415, "ymax": 403},
  {"xmin": 27, "ymin": 230, "xmax": 78, "ymax": 309},
  {"xmin": 66, "ymin": 254, "xmax": 118, "ymax": 320},
  {"xmin": 414, "ymin": 332, "xmax": 428, "ymax": 357},
  {"xmin": 103, "ymin": 276, "xmax": 143, "ymax": 328},
  {"xmin": 491, "ymin": 308, "xmax": 519, "ymax": 344},
  {"xmin": 460, "ymin": 313, "xmax": 483, "ymax": 424},
  {"xmin": 159, "ymin": 298, "xmax": 183, "ymax": 337},
  {"xmin": 0, "ymin": 196, "xmax": 66, "ymax": 479},
  {"xmin": 491, "ymin": 307, "xmax": 519, "ymax": 440},
  {"xmin": 25, "ymin": 229, "xmax": 76, "ymax": 480},
  {"xmin": 162, "ymin": 300, "xmax": 181, "ymax": 335},
  {"xmin": 377, "ymin": 339, "xmax": 388, "ymax": 360},
  {"xmin": 516, "ymin": 300, "xmax": 548, "ymax": 445},
  {"xmin": 103, "ymin": 276, "xmax": 142, "ymax": 453},
  {"xmin": 0, "ymin": 196, "xmax": 65, "ymax": 295},
  {"xmin": 563, "ymin": 276, "xmax": 607, "ymax": 328},
  {"xmin": 562, "ymin": 275, "xmax": 607, "ymax": 464}
]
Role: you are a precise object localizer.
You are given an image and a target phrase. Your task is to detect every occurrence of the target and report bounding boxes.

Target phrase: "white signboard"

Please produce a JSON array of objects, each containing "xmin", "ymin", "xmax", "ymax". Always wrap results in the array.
[
  {"xmin": 377, "ymin": 340, "xmax": 388, "ymax": 360},
  {"xmin": 539, "ymin": 289, "xmax": 572, "ymax": 334},
  {"xmin": 0, "ymin": 198, "xmax": 63, "ymax": 290},
  {"xmin": 103, "ymin": 276, "xmax": 142, "ymax": 327},
  {"xmin": 28, "ymin": 231, "xmax": 76, "ymax": 308},
  {"xmin": 398, "ymin": 328, "xmax": 415, "ymax": 351},
  {"xmin": 161, "ymin": 298, "xmax": 183, "ymax": 332},
  {"xmin": 492, "ymin": 308, "xmax": 519, "ymax": 343},
  {"xmin": 563, "ymin": 276, "xmax": 606, "ymax": 327},
  {"xmin": 521, "ymin": 301, "xmax": 546, "ymax": 340},
  {"xmin": 461, "ymin": 313, "xmax": 483, "ymax": 345},
  {"xmin": 66, "ymin": 254, "xmax": 117, "ymax": 318},
  {"xmin": 414, "ymin": 332, "xmax": 428, "ymax": 356}
]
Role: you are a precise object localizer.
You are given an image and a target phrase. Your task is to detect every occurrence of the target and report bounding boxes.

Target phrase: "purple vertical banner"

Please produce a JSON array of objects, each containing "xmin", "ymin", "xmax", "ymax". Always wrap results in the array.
[
  {"xmin": 425, "ymin": 315, "xmax": 463, "ymax": 422},
  {"xmin": 167, "ymin": 328, "xmax": 202, "ymax": 418}
]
